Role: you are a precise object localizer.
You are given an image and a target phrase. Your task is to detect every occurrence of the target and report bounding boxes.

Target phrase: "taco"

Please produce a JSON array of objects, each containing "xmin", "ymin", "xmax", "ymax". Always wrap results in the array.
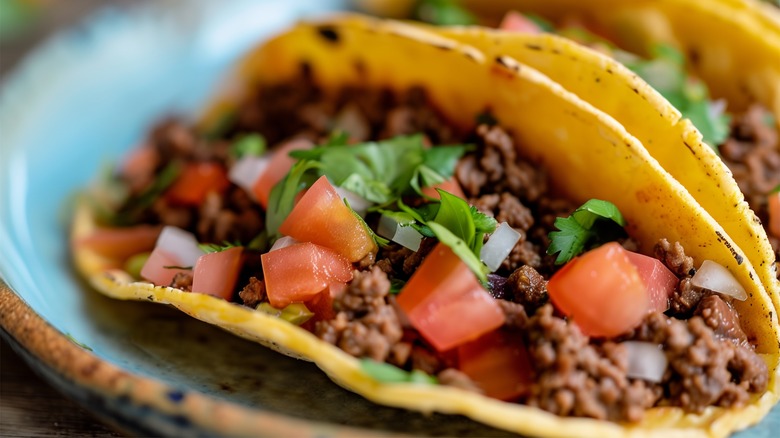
[
  {"xmin": 72, "ymin": 15, "xmax": 780, "ymax": 438},
  {"xmin": 362, "ymin": 0, "xmax": 780, "ymax": 315}
]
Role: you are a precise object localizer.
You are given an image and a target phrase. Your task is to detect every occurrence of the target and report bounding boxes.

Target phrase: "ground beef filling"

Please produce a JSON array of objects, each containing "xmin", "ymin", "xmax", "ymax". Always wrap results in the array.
[
  {"xmin": 116, "ymin": 84, "xmax": 769, "ymax": 423},
  {"xmin": 720, "ymin": 104, "xmax": 780, "ymax": 262}
]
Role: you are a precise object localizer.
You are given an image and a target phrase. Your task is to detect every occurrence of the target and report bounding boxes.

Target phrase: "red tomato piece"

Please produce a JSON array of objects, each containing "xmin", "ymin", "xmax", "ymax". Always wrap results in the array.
[
  {"xmin": 166, "ymin": 162, "xmax": 229, "ymax": 206},
  {"xmin": 548, "ymin": 242, "xmax": 649, "ymax": 338},
  {"xmin": 279, "ymin": 176, "xmax": 377, "ymax": 263},
  {"xmin": 77, "ymin": 224, "xmax": 162, "ymax": 261},
  {"xmin": 499, "ymin": 11, "xmax": 542, "ymax": 33},
  {"xmin": 625, "ymin": 251, "xmax": 678, "ymax": 313},
  {"xmin": 140, "ymin": 247, "xmax": 190, "ymax": 286},
  {"xmin": 397, "ymin": 243, "xmax": 505, "ymax": 352},
  {"xmin": 252, "ymin": 138, "xmax": 313, "ymax": 208},
  {"xmin": 301, "ymin": 283, "xmax": 344, "ymax": 331},
  {"xmin": 261, "ymin": 242, "xmax": 353, "ymax": 308},
  {"xmin": 191, "ymin": 247, "xmax": 244, "ymax": 300},
  {"xmin": 421, "ymin": 177, "xmax": 466, "ymax": 200},
  {"xmin": 457, "ymin": 329, "xmax": 533, "ymax": 401},
  {"xmin": 769, "ymin": 192, "xmax": 780, "ymax": 238}
]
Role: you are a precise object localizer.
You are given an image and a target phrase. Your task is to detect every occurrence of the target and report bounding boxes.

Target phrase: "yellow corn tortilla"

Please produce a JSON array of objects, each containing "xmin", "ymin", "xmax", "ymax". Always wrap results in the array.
[
  {"xmin": 75, "ymin": 15, "xmax": 780, "ymax": 438},
  {"xmin": 426, "ymin": 23, "xmax": 780, "ymax": 332}
]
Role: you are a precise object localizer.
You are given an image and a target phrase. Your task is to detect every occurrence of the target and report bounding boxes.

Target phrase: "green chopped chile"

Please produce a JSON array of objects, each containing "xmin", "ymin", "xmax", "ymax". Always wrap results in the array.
[{"xmin": 360, "ymin": 359, "xmax": 438, "ymax": 384}]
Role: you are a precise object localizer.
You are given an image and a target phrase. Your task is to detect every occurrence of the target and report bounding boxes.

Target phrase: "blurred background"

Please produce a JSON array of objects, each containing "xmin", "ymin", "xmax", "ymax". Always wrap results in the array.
[{"xmin": 2, "ymin": 2, "xmax": 132, "ymax": 436}]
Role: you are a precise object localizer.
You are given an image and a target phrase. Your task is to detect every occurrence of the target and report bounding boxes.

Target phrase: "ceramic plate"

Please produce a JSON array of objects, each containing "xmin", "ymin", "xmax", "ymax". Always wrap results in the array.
[{"xmin": 0, "ymin": 1, "xmax": 778, "ymax": 436}]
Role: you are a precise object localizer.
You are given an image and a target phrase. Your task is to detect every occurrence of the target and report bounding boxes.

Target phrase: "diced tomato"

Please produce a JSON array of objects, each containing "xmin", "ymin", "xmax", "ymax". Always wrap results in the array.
[
  {"xmin": 76, "ymin": 224, "xmax": 162, "ymax": 261},
  {"xmin": 301, "ymin": 283, "xmax": 344, "ymax": 331},
  {"xmin": 457, "ymin": 329, "xmax": 533, "ymax": 401},
  {"xmin": 397, "ymin": 243, "xmax": 505, "ymax": 352},
  {"xmin": 261, "ymin": 242, "xmax": 353, "ymax": 308},
  {"xmin": 279, "ymin": 176, "xmax": 377, "ymax": 263},
  {"xmin": 140, "ymin": 247, "xmax": 190, "ymax": 286},
  {"xmin": 252, "ymin": 138, "xmax": 313, "ymax": 208},
  {"xmin": 769, "ymin": 192, "xmax": 780, "ymax": 238},
  {"xmin": 421, "ymin": 177, "xmax": 466, "ymax": 200},
  {"xmin": 499, "ymin": 11, "xmax": 542, "ymax": 33},
  {"xmin": 548, "ymin": 242, "xmax": 649, "ymax": 338},
  {"xmin": 625, "ymin": 251, "xmax": 678, "ymax": 313},
  {"xmin": 165, "ymin": 161, "xmax": 229, "ymax": 206},
  {"xmin": 191, "ymin": 247, "xmax": 244, "ymax": 300}
]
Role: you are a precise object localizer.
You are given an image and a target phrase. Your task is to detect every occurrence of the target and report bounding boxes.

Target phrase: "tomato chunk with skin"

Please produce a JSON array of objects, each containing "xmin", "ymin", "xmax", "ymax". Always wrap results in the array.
[
  {"xmin": 769, "ymin": 192, "xmax": 780, "ymax": 238},
  {"xmin": 166, "ymin": 162, "xmax": 229, "ymax": 206},
  {"xmin": 77, "ymin": 224, "xmax": 162, "ymax": 261},
  {"xmin": 397, "ymin": 243, "xmax": 505, "ymax": 351},
  {"xmin": 458, "ymin": 329, "xmax": 533, "ymax": 401},
  {"xmin": 261, "ymin": 242, "xmax": 353, "ymax": 308},
  {"xmin": 548, "ymin": 242, "xmax": 649, "ymax": 338},
  {"xmin": 140, "ymin": 247, "xmax": 190, "ymax": 286},
  {"xmin": 625, "ymin": 251, "xmax": 678, "ymax": 313},
  {"xmin": 252, "ymin": 138, "xmax": 313, "ymax": 208},
  {"xmin": 421, "ymin": 177, "xmax": 466, "ymax": 200},
  {"xmin": 500, "ymin": 11, "xmax": 542, "ymax": 33},
  {"xmin": 279, "ymin": 176, "xmax": 377, "ymax": 262},
  {"xmin": 191, "ymin": 247, "xmax": 244, "ymax": 300}
]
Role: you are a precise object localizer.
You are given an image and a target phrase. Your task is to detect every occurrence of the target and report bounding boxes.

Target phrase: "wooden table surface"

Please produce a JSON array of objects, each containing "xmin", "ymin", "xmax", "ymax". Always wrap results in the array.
[{"xmin": 1, "ymin": 1, "xmax": 136, "ymax": 436}]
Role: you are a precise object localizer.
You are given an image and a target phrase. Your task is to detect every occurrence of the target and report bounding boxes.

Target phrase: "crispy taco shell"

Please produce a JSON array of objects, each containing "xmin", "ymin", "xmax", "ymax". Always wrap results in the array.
[
  {"xmin": 74, "ymin": 15, "xmax": 780, "ymax": 438},
  {"xmin": 427, "ymin": 23, "xmax": 780, "ymax": 327}
]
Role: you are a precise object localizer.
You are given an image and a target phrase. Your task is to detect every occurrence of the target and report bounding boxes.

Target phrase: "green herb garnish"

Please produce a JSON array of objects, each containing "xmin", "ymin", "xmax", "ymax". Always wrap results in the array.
[
  {"xmin": 619, "ymin": 44, "xmax": 731, "ymax": 148},
  {"xmin": 197, "ymin": 241, "xmax": 241, "ymax": 254},
  {"xmin": 414, "ymin": 0, "xmax": 477, "ymax": 25},
  {"xmin": 360, "ymin": 359, "xmax": 438, "ymax": 384},
  {"xmin": 112, "ymin": 161, "xmax": 181, "ymax": 226},
  {"xmin": 230, "ymin": 133, "xmax": 266, "ymax": 159},
  {"xmin": 256, "ymin": 302, "xmax": 313, "ymax": 325},
  {"xmin": 547, "ymin": 199, "xmax": 627, "ymax": 265}
]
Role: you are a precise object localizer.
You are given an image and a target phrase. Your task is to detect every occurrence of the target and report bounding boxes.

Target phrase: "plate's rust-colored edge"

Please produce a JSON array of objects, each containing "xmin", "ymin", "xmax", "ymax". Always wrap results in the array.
[{"xmin": 0, "ymin": 283, "xmax": 403, "ymax": 438}]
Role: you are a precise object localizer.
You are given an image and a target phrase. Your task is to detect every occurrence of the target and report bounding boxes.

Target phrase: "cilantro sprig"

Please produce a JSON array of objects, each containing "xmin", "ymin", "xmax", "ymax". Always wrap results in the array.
[
  {"xmin": 197, "ymin": 241, "xmax": 241, "ymax": 254},
  {"xmin": 360, "ymin": 359, "xmax": 438, "ymax": 384},
  {"xmin": 414, "ymin": 0, "xmax": 477, "ymax": 25},
  {"xmin": 230, "ymin": 133, "xmax": 266, "ymax": 159},
  {"xmin": 547, "ymin": 199, "xmax": 627, "ymax": 265},
  {"xmin": 617, "ymin": 44, "xmax": 731, "ymax": 148},
  {"xmin": 266, "ymin": 134, "xmax": 470, "ymax": 239}
]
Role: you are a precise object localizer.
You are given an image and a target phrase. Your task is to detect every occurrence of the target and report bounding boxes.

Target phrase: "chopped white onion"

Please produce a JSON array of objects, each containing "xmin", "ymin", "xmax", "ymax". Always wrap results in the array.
[
  {"xmin": 480, "ymin": 222, "xmax": 522, "ymax": 272},
  {"xmin": 228, "ymin": 155, "xmax": 269, "ymax": 198},
  {"xmin": 624, "ymin": 341, "xmax": 667, "ymax": 383},
  {"xmin": 377, "ymin": 214, "xmax": 422, "ymax": 252},
  {"xmin": 335, "ymin": 186, "xmax": 374, "ymax": 217},
  {"xmin": 270, "ymin": 236, "xmax": 299, "ymax": 252},
  {"xmin": 691, "ymin": 260, "xmax": 747, "ymax": 301},
  {"xmin": 156, "ymin": 226, "xmax": 204, "ymax": 266}
]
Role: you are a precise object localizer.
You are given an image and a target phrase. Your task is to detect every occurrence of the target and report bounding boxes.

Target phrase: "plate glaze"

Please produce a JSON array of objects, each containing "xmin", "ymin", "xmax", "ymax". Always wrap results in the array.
[{"xmin": 0, "ymin": 1, "xmax": 778, "ymax": 436}]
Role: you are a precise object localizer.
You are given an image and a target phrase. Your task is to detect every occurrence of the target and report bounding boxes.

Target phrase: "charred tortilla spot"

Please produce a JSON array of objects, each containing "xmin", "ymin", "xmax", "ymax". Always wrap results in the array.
[
  {"xmin": 317, "ymin": 26, "xmax": 340, "ymax": 44},
  {"xmin": 715, "ymin": 230, "xmax": 744, "ymax": 264},
  {"xmin": 683, "ymin": 141, "xmax": 696, "ymax": 156},
  {"xmin": 524, "ymin": 43, "xmax": 542, "ymax": 51}
]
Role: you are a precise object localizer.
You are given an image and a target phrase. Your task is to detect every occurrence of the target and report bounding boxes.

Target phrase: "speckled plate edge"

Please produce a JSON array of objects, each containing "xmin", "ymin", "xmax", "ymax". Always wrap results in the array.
[{"xmin": 0, "ymin": 283, "xmax": 406, "ymax": 438}]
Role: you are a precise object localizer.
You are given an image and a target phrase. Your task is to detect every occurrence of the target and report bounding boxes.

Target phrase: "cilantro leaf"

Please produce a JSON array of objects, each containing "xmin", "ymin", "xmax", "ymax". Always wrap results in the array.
[
  {"xmin": 197, "ymin": 241, "xmax": 241, "ymax": 254},
  {"xmin": 360, "ymin": 359, "xmax": 438, "ymax": 384},
  {"xmin": 344, "ymin": 197, "xmax": 390, "ymax": 247},
  {"xmin": 265, "ymin": 160, "xmax": 320, "ymax": 239},
  {"xmin": 112, "ymin": 161, "xmax": 181, "ymax": 226},
  {"xmin": 427, "ymin": 222, "xmax": 489, "ymax": 283},
  {"xmin": 230, "ymin": 134, "xmax": 266, "ymax": 159},
  {"xmin": 547, "ymin": 199, "xmax": 627, "ymax": 265},
  {"xmin": 620, "ymin": 44, "xmax": 731, "ymax": 148},
  {"xmin": 434, "ymin": 190, "xmax": 476, "ymax": 247},
  {"xmin": 414, "ymin": 0, "xmax": 477, "ymax": 25}
]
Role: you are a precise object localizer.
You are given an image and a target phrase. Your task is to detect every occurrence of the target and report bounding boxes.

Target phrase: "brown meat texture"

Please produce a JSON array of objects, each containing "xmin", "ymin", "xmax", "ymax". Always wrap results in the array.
[
  {"xmin": 695, "ymin": 295, "xmax": 748, "ymax": 346},
  {"xmin": 238, "ymin": 277, "xmax": 265, "ymax": 308},
  {"xmin": 169, "ymin": 272, "xmax": 193, "ymax": 291},
  {"xmin": 506, "ymin": 265, "xmax": 548, "ymax": 311},
  {"xmin": 315, "ymin": 267, "xmax": 403, "ymax": 362},
  {"xmin": 720, "ymin": 105, "xmax": 780, "ymax": 259},
  {"xmin": 523, "ymin": 304, "xmax": 658, "ymax": 422},
  {"xmin": 632, "ymin": 312, "xmax": 768, "ymax": 412}
]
